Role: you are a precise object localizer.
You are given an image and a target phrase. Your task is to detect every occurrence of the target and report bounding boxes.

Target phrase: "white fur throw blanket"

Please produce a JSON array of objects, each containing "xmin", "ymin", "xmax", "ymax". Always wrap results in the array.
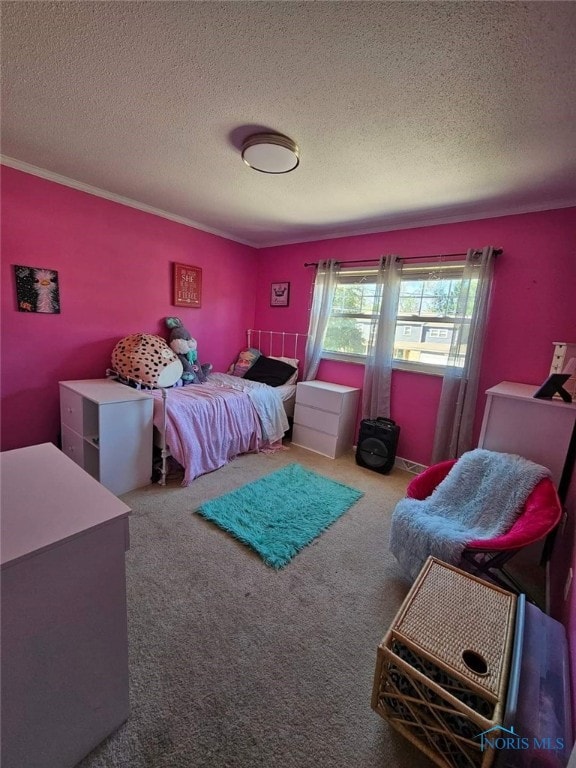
[{"xmin": 389, "ymin": 449, "xmax": 551, "ymax": 580}]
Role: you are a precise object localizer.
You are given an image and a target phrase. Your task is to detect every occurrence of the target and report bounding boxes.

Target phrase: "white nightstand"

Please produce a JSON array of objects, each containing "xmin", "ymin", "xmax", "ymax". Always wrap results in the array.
[
  {"xmin": 291, "ymin": 380, "xmax": 360, "ymax": 458},
  {"xmin": 60, "ymin": 378, "xmax": 154, "ymax": 495}
]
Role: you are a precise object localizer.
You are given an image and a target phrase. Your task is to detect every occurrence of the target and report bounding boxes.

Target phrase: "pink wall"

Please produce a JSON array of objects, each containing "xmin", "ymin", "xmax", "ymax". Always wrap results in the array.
[
  {"xmin": 255, "ymin": 208, "xmax": 576, "ymax": 464},
  {"xmin": 0, "ymin": 166, "xmax": 257, "ymax": 451},
  {"xmin": 2, "ymin": 166, "xmax": 574, "ymax": 464},
  {"xmin": 550, "ymin": 473, "xmax": 576, "ymax": 734}
]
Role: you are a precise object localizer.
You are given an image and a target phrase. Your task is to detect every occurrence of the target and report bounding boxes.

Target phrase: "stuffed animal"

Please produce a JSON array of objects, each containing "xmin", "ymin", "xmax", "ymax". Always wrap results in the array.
[
  {"xmin": 111, "ymin": 334, "xmax": 183, "ymax": 388},
  {"xmin": 165, "ymin": 317, "xmax": 212, "ymax": 384}
]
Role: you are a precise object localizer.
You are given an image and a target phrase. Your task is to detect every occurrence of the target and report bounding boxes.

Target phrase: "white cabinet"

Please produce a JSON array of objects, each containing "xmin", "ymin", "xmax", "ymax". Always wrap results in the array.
[
  {"xmin": 478, "ymin": 381, "xmax": 576, "ymax": 496},
  {"xmin": 291, "ymin": 380, "xmax": 360, "ymax": 459},
  {"xmin": 1, "ymin": 443, "xmax": 131, "ymax": 768},
  {"xmin": 60, "ymin": 378, "xmax": 153, "ymax": 495}
]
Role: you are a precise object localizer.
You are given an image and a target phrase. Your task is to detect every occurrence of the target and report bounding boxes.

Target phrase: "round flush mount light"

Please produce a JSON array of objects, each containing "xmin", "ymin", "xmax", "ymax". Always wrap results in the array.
[{"xmin": 241, "ymin": 133, "xmax": 299, "ymax": 174}]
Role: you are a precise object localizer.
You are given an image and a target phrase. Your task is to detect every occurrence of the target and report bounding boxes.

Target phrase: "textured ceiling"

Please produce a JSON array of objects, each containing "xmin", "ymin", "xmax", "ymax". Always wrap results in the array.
[{"xmin": 2, "ymin": 1, "xmax": 576, "ymax": 247}]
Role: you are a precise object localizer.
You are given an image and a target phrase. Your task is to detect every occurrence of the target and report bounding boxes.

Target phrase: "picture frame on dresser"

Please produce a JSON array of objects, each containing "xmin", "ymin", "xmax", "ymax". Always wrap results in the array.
[{"xmin": 533, "ymin": 373, "xmax": 572, "ymax": 403}]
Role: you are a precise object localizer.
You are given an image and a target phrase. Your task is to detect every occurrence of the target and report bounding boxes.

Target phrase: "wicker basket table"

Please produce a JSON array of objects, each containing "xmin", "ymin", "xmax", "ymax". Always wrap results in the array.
[{"xmin": 372, "ymin": 557, "xmax": 517, "ymax": 768}]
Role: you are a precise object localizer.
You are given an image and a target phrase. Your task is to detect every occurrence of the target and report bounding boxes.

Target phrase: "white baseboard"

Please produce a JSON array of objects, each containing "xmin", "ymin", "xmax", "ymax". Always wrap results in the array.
[{"xmin": 394, "ymin": 456, "xmax": 428, "ymax": 475}]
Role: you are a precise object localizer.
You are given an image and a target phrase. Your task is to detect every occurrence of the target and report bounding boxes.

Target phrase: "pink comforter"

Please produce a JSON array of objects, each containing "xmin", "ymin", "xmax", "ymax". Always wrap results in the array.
[{"xmin": 151, "ymin": 382, "xmax": 262, "ymax": 485}]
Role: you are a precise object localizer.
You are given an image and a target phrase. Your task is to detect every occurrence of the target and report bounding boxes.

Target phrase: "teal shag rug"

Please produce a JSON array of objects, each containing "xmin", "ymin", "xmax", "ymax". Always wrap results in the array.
[{"xmin": 196, "ymin": 463, "xmax": 364, "ymax": 568}]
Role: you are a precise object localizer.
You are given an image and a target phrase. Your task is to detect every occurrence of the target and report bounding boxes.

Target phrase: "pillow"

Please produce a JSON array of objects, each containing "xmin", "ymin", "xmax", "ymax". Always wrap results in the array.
[
  {"xmin": 228, "ymin": 347, "xmax": 261, "ymax": 377},
  {"xmin": 269, "ymin": 356, "xmax": 299, "ymax": 385},
  {"xmin": 243, "ymin": 354, "xmax": 297, "ymax": 387}
]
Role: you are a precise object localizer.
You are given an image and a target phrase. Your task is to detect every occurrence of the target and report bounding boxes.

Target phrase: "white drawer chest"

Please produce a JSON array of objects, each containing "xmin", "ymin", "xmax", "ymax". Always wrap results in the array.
[
  {"xmin": 291, "ymin": 380, "xmax": 360, "ymax": 459},
  {"xmin": 478, "ymin": 381, "xmax": 576, "ymax": 496},
  {"xmin": 60, "ymin": 378, "xmax": 154, "ymax": 495},
  {"xmin": 1, "ymin": 443, "xmax": 131, "ymax": 768}
]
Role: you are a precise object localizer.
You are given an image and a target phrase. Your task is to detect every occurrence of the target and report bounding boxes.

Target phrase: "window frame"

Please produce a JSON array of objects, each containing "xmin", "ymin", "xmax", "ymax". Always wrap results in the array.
[{"xmin": 321, "ymin": 260, "xmax": 468, "ymax": 375}]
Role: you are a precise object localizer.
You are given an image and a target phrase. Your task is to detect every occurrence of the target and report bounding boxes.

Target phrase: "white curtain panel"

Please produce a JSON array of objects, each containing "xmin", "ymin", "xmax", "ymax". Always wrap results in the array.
[
  {"xmin": 431, "ymin": 246, "xmax": 496, "ymax": 462},
  {"xmin": 362, "ymin": 255, "xmax": 402, "ymax": 419},
  {"xmin": 303, "ymin": 259, "xmax": 340, "ymax": 381}
]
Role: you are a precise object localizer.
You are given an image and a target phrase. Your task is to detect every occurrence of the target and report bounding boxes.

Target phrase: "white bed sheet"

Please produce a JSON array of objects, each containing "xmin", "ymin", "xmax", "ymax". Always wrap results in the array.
[{"xmin": 276, "ymin": 383, "xmax": 297, "ymax": 418}]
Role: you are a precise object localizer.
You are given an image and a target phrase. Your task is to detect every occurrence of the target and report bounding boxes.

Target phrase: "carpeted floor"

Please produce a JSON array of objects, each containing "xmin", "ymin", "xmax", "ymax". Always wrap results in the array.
[{"xmin": 76, "ymin": 444, "xmax": 542, "ymax": 768}]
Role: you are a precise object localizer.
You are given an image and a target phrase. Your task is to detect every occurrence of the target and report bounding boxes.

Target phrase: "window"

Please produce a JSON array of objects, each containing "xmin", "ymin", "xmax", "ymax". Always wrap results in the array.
[
  {"xmin": 323, "ymin": 268, "xmax": 380, "ymax": 357},
  {"xmin": 322, "ymin": 262, "xmax": 477, "ymax": 371}
]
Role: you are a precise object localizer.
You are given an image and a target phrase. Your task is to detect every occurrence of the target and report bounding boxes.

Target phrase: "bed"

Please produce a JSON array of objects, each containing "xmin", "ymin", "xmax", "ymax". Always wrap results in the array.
[{"xmin": 152, "ymin": 329, "xmax": 308, "ymax": 485}]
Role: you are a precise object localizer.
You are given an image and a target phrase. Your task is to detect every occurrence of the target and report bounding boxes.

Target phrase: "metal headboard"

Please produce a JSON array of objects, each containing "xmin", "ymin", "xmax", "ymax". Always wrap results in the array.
[{"xmin": 246, "ymin": 329, "xmax": 308, "ymax": 360}]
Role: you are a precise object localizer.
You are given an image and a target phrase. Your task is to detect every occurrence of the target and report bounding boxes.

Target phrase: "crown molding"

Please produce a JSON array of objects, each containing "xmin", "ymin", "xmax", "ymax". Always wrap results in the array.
[
  {"xmin": 254, "ymin": 198, "xmax": 576, "ymax": 248},
  {"xmin": 0, "ymin": 156, "xmax": 255, "ymax": 248},
  {"xmin": 3, "ymin": 155, "xmax": 574, "ymax": 250}
]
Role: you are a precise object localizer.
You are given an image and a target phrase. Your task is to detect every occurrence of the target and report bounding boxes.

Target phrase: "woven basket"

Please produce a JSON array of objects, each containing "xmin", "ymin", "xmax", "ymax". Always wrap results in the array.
[{"xmin": 372, "ymin": 557, "xmax": 517, "ymax": 768}]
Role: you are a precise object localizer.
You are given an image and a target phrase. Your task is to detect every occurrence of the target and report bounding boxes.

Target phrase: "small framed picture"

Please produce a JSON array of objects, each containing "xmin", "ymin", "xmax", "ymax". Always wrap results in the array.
[
  {"xmin": 14, "ymin": 265, "xmax": 61, "ymax": 313},
  {"xmin": 173, "ymin": 263, "xmax": 202, "ymax": 307},
  {"xmin": 270, "ymin": 281, "xmax": 290, "ymax": 307}
]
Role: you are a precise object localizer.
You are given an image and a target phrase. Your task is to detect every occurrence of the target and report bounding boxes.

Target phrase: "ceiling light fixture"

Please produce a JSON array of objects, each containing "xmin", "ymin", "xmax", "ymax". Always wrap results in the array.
[{"xmin": 241, "ymin": 133, "xmax": 299, "ymax": 174}]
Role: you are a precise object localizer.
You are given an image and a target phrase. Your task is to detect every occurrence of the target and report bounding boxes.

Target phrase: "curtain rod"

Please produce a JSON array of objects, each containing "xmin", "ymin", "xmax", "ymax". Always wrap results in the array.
[{"xmin": 304, "ymin": 248, "xmax": 502, "ymax": 268}]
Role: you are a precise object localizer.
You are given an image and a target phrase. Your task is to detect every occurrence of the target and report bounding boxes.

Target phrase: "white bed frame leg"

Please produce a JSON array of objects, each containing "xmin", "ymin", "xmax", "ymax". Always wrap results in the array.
[{"xmin": 159, "ymin": 387, "xmax": 168, "ymax": 485}]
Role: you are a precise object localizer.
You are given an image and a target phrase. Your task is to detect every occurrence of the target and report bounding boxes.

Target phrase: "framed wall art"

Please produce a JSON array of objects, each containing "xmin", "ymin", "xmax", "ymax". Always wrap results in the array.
[
  {"xmin": 173, "ymin": 263, "xmax": 202, "ymax": 308},
  {"xmin": 270, "ymin": 281, "xmax": 290, "ymax": 307},
  {"xmin": 14, "ymin": 265, "xmax": 61, "ymax": 313}
]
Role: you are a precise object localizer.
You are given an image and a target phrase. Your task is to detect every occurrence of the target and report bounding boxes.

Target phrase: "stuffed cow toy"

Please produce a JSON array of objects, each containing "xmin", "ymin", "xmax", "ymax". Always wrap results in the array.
[{"xmin": 165, "ymin": 317, "xmax": 212, "ymax": 384}]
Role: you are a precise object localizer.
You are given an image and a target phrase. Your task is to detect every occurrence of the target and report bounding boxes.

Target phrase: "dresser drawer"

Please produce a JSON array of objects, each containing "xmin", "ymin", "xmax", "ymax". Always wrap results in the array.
[
  {"xmin": 61, "ymin": 424, "xmax": 84, "ymax": 467},
  {"xmin": 294, "ymin": 403, "xmax": 340, "ymax": 436},
  {"xmin": 296, "ymin": 382, "xmax": 348, "ymax": 413},
  {"xmin": 291, "ymin": 424, "xmax": 339, "ymax": 459},
  {"xmin": 60, "ymin": 387, "xmax": 84, "ymax": 433}
]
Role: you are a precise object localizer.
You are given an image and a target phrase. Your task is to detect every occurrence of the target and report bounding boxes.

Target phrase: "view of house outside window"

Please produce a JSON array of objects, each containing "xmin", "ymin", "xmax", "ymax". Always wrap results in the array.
[{"xmin": 322, "ymin": 263, "xmax": 478, "ymax": 371}]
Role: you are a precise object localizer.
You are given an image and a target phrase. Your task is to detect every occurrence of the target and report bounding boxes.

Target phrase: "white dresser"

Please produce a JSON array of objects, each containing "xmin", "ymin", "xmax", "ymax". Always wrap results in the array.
[
  {"xmin": 1, "ymin": 443, "xmax": 131, "ymax": 768},
  {"xmin": 291, "ymin": 380, "xmax": 360, "ymax": 459},
  {"xmin": 60, "ymin": 378, "xmax": 154, "ymax": 495},
  {"xmin": 478, "ymin": 381, "xmax": 576, "ymax": 496}
]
